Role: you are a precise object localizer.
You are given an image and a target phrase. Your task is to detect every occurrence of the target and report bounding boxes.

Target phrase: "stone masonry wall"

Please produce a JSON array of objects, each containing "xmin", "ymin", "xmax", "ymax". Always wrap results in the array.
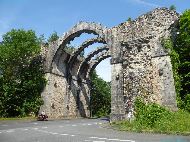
[{"xmin": 40, "ymin": 8, "xmax": 179, "ymax": 120}]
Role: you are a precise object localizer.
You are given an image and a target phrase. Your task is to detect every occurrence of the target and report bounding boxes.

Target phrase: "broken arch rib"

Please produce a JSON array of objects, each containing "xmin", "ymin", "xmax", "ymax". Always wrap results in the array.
[
  {"xmin": 77, "ymin": 45, "xmax": 109, "ymax": 76},
  {"xmin": 58, "ymin": 21, "xmax": 107, "ymax": 46},
  {"xmin": 51, "ymin": 22, "xmax": 108, "ymax": 71},
  {"xmin": 68, "ymin": 37, "xmax": 107, "ymax": 70},
  {"xmin": 86, "ymin": 51, "xmax": 111, "ymax": 79}
]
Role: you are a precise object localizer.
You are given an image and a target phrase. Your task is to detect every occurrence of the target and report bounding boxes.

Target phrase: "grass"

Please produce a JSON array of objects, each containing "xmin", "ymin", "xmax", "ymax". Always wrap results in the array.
[
  {"xmin": 112, "ymin": 110, "xmax": 190, "ymax": 135},
  {"xmin": 0, "ymin": 116, "xmax": 36, "ymax": 121}
]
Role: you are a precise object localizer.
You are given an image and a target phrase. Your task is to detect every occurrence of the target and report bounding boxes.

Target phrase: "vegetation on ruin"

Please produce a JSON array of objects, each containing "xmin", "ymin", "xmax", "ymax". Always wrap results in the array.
[
  {"xmin": 0, "ymin": 29, "xmax": 46, "ymax": 117},
  {"xmin": 47, "ymin": 31, "xmax": 59, "ymax": 43},
  {"xmin": 112, "ymin": 98, "xmax": 190, "ymax": 135},
  {"xmin": 90, "ymin": 71, "xmax": 111, "ymax": 117},
  {"xmin": 161, "ymin": 9, "xmax": 190, "ymax": 112},
  {"xmin": 112, "ymin": 9, "xmax": 190, "ymax": 135}
]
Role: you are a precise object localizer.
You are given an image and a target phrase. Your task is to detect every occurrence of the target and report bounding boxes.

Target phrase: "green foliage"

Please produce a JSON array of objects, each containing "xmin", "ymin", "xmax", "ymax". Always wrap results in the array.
[
  {"xmin": 90, "ymin": 71, "xmax": 111, "ymax": 117},
  {"xmin": 160, "ymin": 10, "xmax": 190, "ymax": 111},
  {"xmin": 112, "ymin": 98, "xmax": 190, "ymax": 135},
  {"xmin": 64, "ymin": 45, "xmax": 76, "ymax": 54},
  {"xmin": 175, "ymin": 10, "xmax": 190, "ymax": 108},
  {"xmin": 64, "ymin": 44, "xmax": 84, "ymax": 57},
  {"xmin": 169, "ymin": 5, "xmax": 176, "ymax": 11},
  {"xmin": 127, "ymin": 17, "xmax": 132, "ymax": 22},
  {"xmin": 0, "ymin": 29, "xmax": 46, "ymax": 117},
  {"xmin": 134, "ymin": 98, "xmax": 171, "ymax": 128},
  {"xmin": 48, "ymin": 31, "xmax": 59, "ymax": 43}
]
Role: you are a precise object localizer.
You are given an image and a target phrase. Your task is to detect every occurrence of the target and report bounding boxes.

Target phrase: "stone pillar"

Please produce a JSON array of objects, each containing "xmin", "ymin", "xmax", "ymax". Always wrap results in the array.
[
  {"xmin": 110, "ymin": 60, "xmax": 126, "ymax": 121},
  {"xmin": 109, "ymin": 28, "xmax": 126, "ymax": 121}
]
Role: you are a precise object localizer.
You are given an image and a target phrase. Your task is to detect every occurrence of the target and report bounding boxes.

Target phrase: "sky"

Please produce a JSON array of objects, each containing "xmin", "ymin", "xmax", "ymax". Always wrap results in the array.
[{"xmin": 0, "ymin": 0, "xmax": 190, "ymax": 81}]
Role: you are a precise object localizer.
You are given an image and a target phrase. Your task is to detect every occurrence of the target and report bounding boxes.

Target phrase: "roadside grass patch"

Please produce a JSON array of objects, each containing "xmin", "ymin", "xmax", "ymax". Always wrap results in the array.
[
  {"xmin": 0, "ymin": 116, "xmax": 36, "ymax": 121},
  {"xmin": 111, "ymin": 98, "xmax": 190, "ymax": 135}
]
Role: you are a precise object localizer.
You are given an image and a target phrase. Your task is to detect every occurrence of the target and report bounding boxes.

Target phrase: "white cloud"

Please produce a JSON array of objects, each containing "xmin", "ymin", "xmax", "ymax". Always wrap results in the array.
[{"xmin": 130, "ymin": 0, "xmax": 160, "ymax": 8}]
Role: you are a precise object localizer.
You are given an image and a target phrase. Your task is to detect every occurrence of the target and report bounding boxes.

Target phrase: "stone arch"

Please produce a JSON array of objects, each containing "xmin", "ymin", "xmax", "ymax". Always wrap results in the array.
[
  {"xmin": 68, "ymin": 37, "xmax": 107, "ymax": 76},
  {"xmin": 87, "ymin": 51, "xmax": 111, "ymax": 79},
  {"xmin": 41, "ymin": 8, "xmax": 179, "ymax": 121},
  {"xmin": 50, "ymin": 22, "xmax": 108, "ymax": 72},
  {"xmin": 77, "ymin": 45, "xmax": 109, "ymax": 78},
  {"xmin": 78, "ymin": 50, "xmax": 111, "ymax": 80}
]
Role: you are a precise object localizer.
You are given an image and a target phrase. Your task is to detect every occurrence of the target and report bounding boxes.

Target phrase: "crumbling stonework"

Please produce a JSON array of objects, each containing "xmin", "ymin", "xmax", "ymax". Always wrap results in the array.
[{"xmin": 40, "ymin": 8, "xmax": 179, "ymax": 121}]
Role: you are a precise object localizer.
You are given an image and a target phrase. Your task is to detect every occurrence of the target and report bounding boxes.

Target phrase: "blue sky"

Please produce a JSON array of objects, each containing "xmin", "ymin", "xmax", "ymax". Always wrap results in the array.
[{"xmin": 0, "ymin": 0, "xmax": 190, "ymax": 81}]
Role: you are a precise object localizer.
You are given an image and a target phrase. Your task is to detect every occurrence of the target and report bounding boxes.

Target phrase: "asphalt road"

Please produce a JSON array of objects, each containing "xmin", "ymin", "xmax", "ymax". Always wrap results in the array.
[{"xmin": 0, "ymin": 118, "xmax": 189, "ymax": 142}]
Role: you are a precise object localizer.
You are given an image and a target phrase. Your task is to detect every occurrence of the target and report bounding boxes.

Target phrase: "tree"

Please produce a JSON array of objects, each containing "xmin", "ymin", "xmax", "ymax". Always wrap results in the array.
[
  {"xmin": 0, "ymin": 29, "xmax": 46, "ymax": 117},
  {"xmin": 90, "ymin": 71, "xmax": 111, "ymax": 117},
  {"xmin": 169, "ymin": 5, "xmax": 176, "ymax": 11},
  {"xmin": 127, "ymin": 17, "xmax": 132, "ymax": 22},
  {"xmin": 48, "ymin": 31, "xmax": 59, "ymax": 43},
  {"xmin": 172, "ymin": 9, "xmax": 190, "ymax": 111}
]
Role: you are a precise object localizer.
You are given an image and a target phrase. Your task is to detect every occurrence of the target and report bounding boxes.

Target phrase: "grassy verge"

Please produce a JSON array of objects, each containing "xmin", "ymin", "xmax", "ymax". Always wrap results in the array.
[
  {"xmin": 111, "ymin": 98, "xmax": 190, "ymax": 135},
  {"xmin": 0, "ymin": 116, "xmax": 36, "ymax": 121}
]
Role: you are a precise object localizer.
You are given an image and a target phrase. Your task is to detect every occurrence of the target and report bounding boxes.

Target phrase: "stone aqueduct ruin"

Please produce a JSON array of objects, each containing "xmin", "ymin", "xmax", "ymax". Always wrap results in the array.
[{"xmin": 40, "ymin": 8, "xmax": 179, "ymax": 121}]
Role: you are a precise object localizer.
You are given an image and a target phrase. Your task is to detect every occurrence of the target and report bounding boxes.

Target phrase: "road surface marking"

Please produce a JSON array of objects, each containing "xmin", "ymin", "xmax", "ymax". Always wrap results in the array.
[
  {"xmin": 42, "ymin": 126, "xmax": 48, "ymax": 129},
  {"xmin": 89, "ymin": 136, "xmax": 135, "ymax": 142},
  {"xmin": 90, "ymin": 137, "xmax": 98, "ymax": 139},
  {"xmin": 50, "ymin": 132, "xmax": 58, "ymax": 135},
  {"xmin": 98, "ymin": 138, "xmax": 107, "ymax": 140},
  {"xmin": 60, "ymin": 133, "xmax": 68, "ymax": 136},
  {"xmin": 6, "ymin": 130, "xmax": 14, "ymax": 133},
  {"xmin": 70, "ymin": 134, "xmax": 75, "ymax": 137},
  {"xmin": 33, "ymin": 122, "xmax": 38, "ymax": 125},
  {"xmin": 33, "ymin": 128, "xmax": 38, "ymax": 130},
  {"xmin": 72, "ymin": 124, "xmax": 77, "ymax": 126},
  {"xmin": 2, "ymin": 124, "xmax": 8, "ymax": 126}
]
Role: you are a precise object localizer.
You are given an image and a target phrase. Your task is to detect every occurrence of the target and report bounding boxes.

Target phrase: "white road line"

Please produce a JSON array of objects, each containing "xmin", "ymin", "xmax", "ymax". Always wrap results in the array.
[
  {"xmin": 70, "ymin": 134, "xmax": 75, "ymax": 137},
  {"xmin": 42, "ymin": 126, "xmax": 48, "ymax": 129},
  {"xmin": 71, "ymin": 125, "xmax": 77, "ymax": 126},
  {"xmin": 90, "ymin": 137, "xmax": 98, "ymax": 139},
  {"xmin": 119, "ymin": 140, "xmax": 133, "ymax": 142},
  {"xmin": 60, "ymin": 134, "xmax": 68, "ymax": 136},
  {"xmin": 6, "ymin": 130, "xmax": 14, "ymax": 133},
  {"xmin": 89, "ymin": 136, "xmax": 135, "ymax": 142},
  {"xmin": 0, "ymin": 132, "xmax": 2, "ymax": 134},
  {"xmin": 50, "ymin": 132, "xmax": 58, "ymax": 135},
  {"xmin": 33, "ymin": 122, "xmax": 38, "ymax": 125},
  {"xmin": 88, "ymin": 124, "xmax": 92, "ymax": 126},
  {"xmin": 23, "ymin": 128, "xmax": 28, "ymax": 131},
  {"xmin": 89, "ymin": 137, "xmax": 98, "ymax": 139},
  {"xmin": 33, "ymin": 128, "xmax": 39, "ymax": 130},
  {"xmin": 2, "ymin": 124, "xmax": 8, "ymax": 126},
  {"xmin": 97, "ymin": 138, "xmax": 107, "ymax": 140}
]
